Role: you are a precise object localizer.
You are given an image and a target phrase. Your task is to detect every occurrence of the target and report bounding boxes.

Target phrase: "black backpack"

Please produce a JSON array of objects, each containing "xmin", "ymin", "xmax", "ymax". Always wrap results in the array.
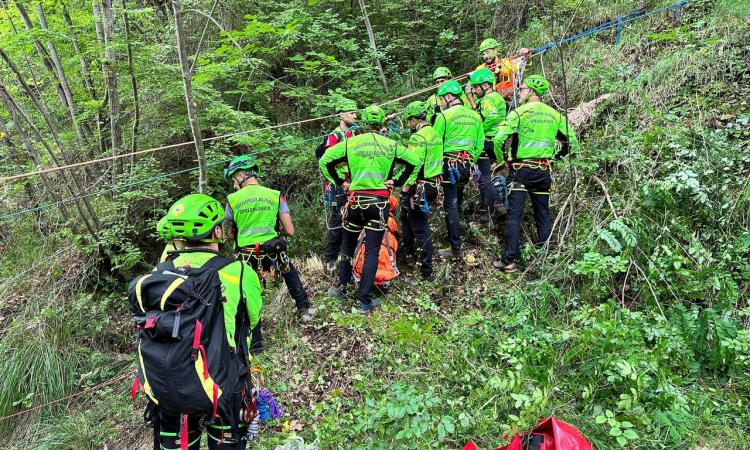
[{"xmin": 128, "ymin": 251, "xmax": 253, "ymax": 443}]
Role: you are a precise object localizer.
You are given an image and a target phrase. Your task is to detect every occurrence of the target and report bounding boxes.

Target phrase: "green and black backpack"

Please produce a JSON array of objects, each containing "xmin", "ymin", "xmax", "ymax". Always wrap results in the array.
[{"xmin": 128, "ymin": 251, "xmax": 254, "ymax": 445}]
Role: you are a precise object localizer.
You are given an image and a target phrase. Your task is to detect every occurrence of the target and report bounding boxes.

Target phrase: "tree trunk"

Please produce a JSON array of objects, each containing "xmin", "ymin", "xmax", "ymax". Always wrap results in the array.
[
  {"xmin": 356, "ymin": 0, "xmax": 388, "ymax": 91},
  {"xmin": 0, "ymin": 82, "xmax": 98, "ymax": 237},
  {"xmin": 189, "ymin": 0, "xmax": 219, "ymax": 75},
  {"xmin": 36, "ymin": 3, "xmax": 91, "ymax": 153},
  {"xmin": 62, "ymin": 3, "xmax": 105, "ymax": 160},
  {"xmin": 1, "ymin": 0, "xmax": 44, "ymax": 95},
  {"xmin": 13, "ymin": 0, "xmax": 70, "ymax": 108},
  {"xmin": 0, "ymin": 49, "xmax": 96, "ymax": 182},
  {"xmin": 172, "ymin": 0, "xmax": 207, "ymax": 193},
  {"xmin": 97, "ymin": 0, "xmax": 123, "ymax": 180},
  {"xmin": 0, "ymin": 51, "xmax": 101, "ymax": 232},
  {"xmin": 0, "ymin": 111, "xmax": 36, "ymax": 203},
  {"xmin": 0, "ymin": 90, "xmax": 73, "ymax": 222},
  {"xmin": 122, "ymin": 0, "xmax": 140, "ymax": 157}
]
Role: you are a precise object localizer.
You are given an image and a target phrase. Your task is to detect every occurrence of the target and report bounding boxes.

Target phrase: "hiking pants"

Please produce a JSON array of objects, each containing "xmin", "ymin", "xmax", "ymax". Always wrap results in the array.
[
  {"xmin": 442, "ymin": 160, "xmax": 470, "ymax": 250},
  {"xmin": 400, "ymin": 183, "xmax": 437, "ymax": 278},
  {"xmin": 502, "ymin": 166, "xmax": 552, "ymax": 263},
  {"xmin": 325, "ymin": 185, "xmax": 347, "ymax": 264},
  {"xmin": 478, "ymin": 143, "xmax": 497, "ymax": 215},
  {"xmin": 249, "ymin": 255, "xmax": 310, "ymax": 310},
  {"xmin": 155, "ymin": 412, "xmax": 247, "ymax": 450},
  {"xmin": 338, "ymin": 195, "xmax": 387, "ymax": 304}
]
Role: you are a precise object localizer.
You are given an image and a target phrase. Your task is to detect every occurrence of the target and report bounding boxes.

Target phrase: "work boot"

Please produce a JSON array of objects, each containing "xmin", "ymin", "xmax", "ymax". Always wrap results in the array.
[
  {"xmin": 327, "ymin": 286, "xmax": 347, "ymax": 300},
  {"xmin": 437, "ymin": 247, "xmax": 452, "ymax": 258},
  {"xmin": 437, "ymin": 247, "xmax": 463, "ymax": 260},
  {"xmin": 492, "ymin": 259, "xmax": 518, "ymax": 273},
  {"xmin": 479, "ymin": 209, "xmax": 491, "ymax": 223},
  {"xmin": 357, "ymin": 297, "xmax": 382, "ymax": 315},
  {"xmin": 420, "ymin": 273, "xmax": 435, "ymax": 282},
  {"xmin": 298, "ymin": 307, "xmax": 315, "ymax": 323}
]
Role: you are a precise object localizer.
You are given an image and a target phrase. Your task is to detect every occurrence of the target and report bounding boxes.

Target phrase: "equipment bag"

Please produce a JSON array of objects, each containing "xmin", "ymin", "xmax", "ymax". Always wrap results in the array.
[
  {"xmin": 491, "ymin": 417, "xmax": 593, "ymax": 450},
  {"xmin": 352, "ymin": 216, "xmax": 400, "ymax": 287},
  {"xmin": 128, "ymin": 252, "xmax": 250, "ymax": 446}
]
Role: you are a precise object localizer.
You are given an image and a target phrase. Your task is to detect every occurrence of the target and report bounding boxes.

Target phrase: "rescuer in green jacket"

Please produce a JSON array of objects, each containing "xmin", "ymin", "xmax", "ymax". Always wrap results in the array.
[
  {"xmin": 319, "ymin": 105, "xmax": 419, "ymax": 314},
  {"xmin": 492, "ymin": 75, "xmax": 579, "ymax": 273},
  {"xmin": 470, "ymin": 68, "xmax": 507, "ymax": 222},
  {"xmin": 399, "ymin": 100, "xmax": 442, "ymax": 280},
  {"xmin": 425, "ymin": 66, "xmax": 471, "ymax": 126},
  {"xmin": 432, "ymin": 80, "xmax": 484, "ymax": 259},
  {"xmin": 224, "ymin": 155, "xmax": 314, "ymax": 324}
]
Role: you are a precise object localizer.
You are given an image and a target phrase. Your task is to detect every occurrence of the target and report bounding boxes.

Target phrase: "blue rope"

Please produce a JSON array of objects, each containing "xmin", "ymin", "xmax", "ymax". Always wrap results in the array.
[
  {"xmin": 533, "ymin": 0, "xmax": 688, "ymax": 54},
  {"xmin": 0, "ymin": 133, "xmax": 329, "ymax": 222}
]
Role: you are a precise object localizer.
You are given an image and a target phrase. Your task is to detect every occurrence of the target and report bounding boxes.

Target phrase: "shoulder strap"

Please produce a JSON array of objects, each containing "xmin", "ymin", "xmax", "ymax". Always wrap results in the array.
[
  {"xmin": 345, "ymin": 137, "xmax": 352, "ymax": 178},
  {"xmin": 155, "ymin": 259, "xmax": 175, "ymax": 273},
  {"xmin": 200, "ymin": 254, "xmax": 236, "ymax": 271}
]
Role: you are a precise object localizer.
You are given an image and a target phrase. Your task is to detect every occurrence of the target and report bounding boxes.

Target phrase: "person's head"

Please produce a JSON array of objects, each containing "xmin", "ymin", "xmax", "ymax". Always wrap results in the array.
[
  {"xmin": 335, "ymin": 99, "xmax": 358, "ymax": 126},
  {"xmin": 520, "ymin": 74, "xmax": 549, "ymax": 103},
  {"xmin": 401, "ymin": 100, "xmax": 428, "ymax": 131},
  {"xmin": 436, "ymin": 80, "xmax": 463, "ymax": 110},
  {"xmin": 479, "ymin": 38, "xmax": 500, "ymax": 65},
  {"xmin": 162, "ymin": 194, "xmax": 225, "ymax": 248},
  {"xmin": 224, "ymin": 155, "xmax": 260, "ymax": 191},
  {"xmin": 360, "ymin": 104, "xmax": 386, "ymax": 131},
  {"xmin": 469, "ymin": 68, "xmax": 496, "ymax": 99},
  {"xmin": 432, "ymin": 66, "xmax": 452, "ymax": 87}
]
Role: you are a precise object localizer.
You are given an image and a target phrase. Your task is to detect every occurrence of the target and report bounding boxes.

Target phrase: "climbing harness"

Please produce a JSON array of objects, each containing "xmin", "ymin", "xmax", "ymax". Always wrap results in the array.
[
  {"xmin": 343, "ymin": 193, "xmax": 390, "ymax": 231},
  {"xmin": 238, "ymin": 243, "xmax": 291, "ymax": 285},
  {"xmin": 444, "ymin": 152, "xmax": 472, "ymax": 186},
  {"xmin": 511, "ymin": 158, "xmax": 552, "ymax": 171}
]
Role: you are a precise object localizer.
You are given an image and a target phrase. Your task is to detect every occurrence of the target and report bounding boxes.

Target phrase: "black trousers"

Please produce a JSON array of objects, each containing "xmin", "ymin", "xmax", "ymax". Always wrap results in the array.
[
  {"xmin": 502, "ymin": 166, "xmax": 552, "ymax": 263},
  {"xmin": 155, "ymin": 412, "xmax": 246, "ymax": 450},
  {"xmin": 337, "ymin": 195, "xmax": 388, "ymax": 304},
  {"xmin": 442, "ymin": 160, "xmax": 471, "ymax": 250},
  {"xmin": 325, "ymin": 185, "xmax": 347, "ymax": 263},
  {"xmin": 478, "ymin": 142, "xmax": 497, "ymax": 214},
  {"xmin": 248, "ymin": 255, "xmax": 310, "ymax": 310},
  {"xmin": 400, "ymin": 183, "xmax": 437, "ymax": 278}
]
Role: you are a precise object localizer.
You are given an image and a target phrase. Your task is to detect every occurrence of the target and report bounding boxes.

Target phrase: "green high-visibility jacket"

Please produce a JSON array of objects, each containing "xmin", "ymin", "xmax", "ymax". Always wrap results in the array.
[
  {"xmin": 155, "ymin": 251, "xmax": 262, "ymax": 343},
  {"xmin": 426, "ymin": 92, "xmax": 471, "ymax": 125},
  {"xmin": 319, "ymin": 131, "xmax": 419, "ymax": 191},
  {"xmin": 406, "ymin": 124, "xmax": 443, "ymax": 184},
  {"xmin": 432, "ymin": 104, "xmax": 484, "ymax": 162},
  {"xmin": 227, "ymin": 184, "xmax": 280, "ymax": 247},
  {"xmin": 476, "ymin": 91, "xmax": 506, "ymax": 138},
  {"xmin": 493, "ymin": 100, "xmax": 579, "ymax": 161}
]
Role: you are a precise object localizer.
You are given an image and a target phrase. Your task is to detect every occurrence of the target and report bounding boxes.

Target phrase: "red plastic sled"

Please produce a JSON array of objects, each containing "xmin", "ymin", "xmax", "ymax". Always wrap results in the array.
[{"xmin": 465, "ymin": 417, "xmax": 593, "ymax": 450}]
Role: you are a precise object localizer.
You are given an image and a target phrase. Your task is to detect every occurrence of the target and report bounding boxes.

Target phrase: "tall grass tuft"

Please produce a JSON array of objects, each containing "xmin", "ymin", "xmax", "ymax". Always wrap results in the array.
[{"xmin": 0, "ymin": 312, "xmax": 81, "ymax": 434}]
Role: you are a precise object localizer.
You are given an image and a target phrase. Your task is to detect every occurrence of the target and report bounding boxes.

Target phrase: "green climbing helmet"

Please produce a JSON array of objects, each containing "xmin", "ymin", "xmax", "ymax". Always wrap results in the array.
[
  {"xmin": 361, "ymin": 104, "xmax": 386, "ymax": 126},
  {"xmin": 156, "ymin": 216, "xmax": 172, "ymax": 240},
  {"xmin": 224, "ymin": 155, "xmax": 260, "ymax": 180},
  {"xmin": 335, "ymin": 98, "xmax": 358, "ymax": 113},
  {"xmin": 432, "ymin": 66, "xmax": 452, "ymax": 80},
  {"xmin": 470, "ymin": 68, "xmax": 496, "ymax": 86},
  {"xmin": 402, "ymin": 101, "xmax": 427, "ymax": 121},
  {"xmin": 524, "ymin": 74, "xmax": 550, "ymax": 96},
  {"xmin": 436, "ymin": 80, "xmax": 463, "ymax": 97},
  {"xmin": 163, "ymin": 194, "xmax": 224, "ymax": 242},
  {"xmin": 479, "ymin": 38, "xmax": 499, "ymax": 53}
]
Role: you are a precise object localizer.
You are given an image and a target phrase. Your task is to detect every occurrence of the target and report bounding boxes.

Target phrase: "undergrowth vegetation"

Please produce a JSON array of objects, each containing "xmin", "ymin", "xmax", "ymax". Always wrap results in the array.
[{"xmin": 0, "ymin": 0, "xmax": 749, "ymax": 448}]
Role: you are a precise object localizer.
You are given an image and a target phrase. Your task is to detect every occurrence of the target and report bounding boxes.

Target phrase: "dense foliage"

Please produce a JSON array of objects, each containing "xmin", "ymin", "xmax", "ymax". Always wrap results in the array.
[{"xmin": 0, "ymin": 0, "xmax": 749, "ymax": 448}]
